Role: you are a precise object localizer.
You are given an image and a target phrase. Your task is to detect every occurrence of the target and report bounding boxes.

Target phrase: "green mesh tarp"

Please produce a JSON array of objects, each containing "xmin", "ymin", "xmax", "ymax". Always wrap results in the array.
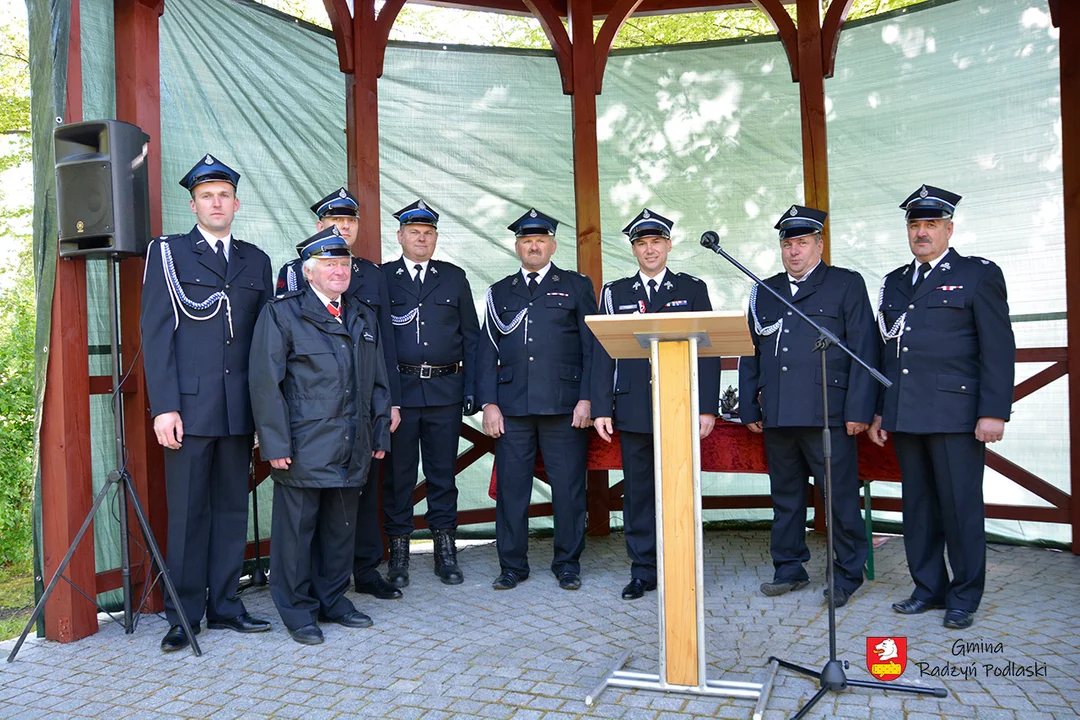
[{"xmin": 29, "ymin": 0, "xmax": 1069, "ymax": 597}]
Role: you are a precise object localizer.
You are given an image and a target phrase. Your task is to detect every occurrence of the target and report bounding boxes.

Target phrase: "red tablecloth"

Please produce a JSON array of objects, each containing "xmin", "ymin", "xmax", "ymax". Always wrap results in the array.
[{"xmin": 488, "ymin": 422, "xmax": 901, "ymax": 499}]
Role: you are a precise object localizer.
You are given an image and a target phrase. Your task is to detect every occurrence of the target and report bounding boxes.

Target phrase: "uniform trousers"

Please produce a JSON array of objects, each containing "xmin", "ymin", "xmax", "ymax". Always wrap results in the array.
[
  {"xmin": 762, "ymin": 427, "xmax": 867, "ymax": 592},
  {"xmin": 384, "ymin": 403, "xmax": 462, "ymax": 535},
  {"xmin": 494, "ymin": 414, "xmax": 588, "ymax": 578},
  {"xmin": 163, "ymin": 434, "xmax": 251, "ymax": 626},
  {"xmin": 352, "ymin": 458, "xmax": 386, "ymax": 582},
  {"xmin": 269, "ymin": 483, "xmax": 360, "ymax": 631},
  {"xmin": 619, "ymin": 430, "xmax": 657, "ymax": 584},
  {"xmin": 892, "ymin": 431, "xmax": 986, "ymax": 612}
]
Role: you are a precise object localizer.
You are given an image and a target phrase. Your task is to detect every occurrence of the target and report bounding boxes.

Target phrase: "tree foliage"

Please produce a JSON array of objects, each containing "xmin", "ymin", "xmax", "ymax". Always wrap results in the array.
[
  {"xmin": 256, "ymin": 0, "xmax": 929, "ymax": 50},
  {"xmin": 0, "ymin": 5, "xmax": 32, "ymax": 572}
]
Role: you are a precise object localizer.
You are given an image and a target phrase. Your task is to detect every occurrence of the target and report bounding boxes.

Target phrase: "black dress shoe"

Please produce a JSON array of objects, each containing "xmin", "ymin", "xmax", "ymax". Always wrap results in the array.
[
  {"xmin": 943, "ymin": 609, "xmax": 975, "ymax": 629},
  {"xmin": 892, "ymin": 597, "xmax": 945, "ymax": 615},
  {"xmin": 288, "ymin": 624, "xmax": 324, "ymax": 645},
  {"xmin": 355, "ymin": 575, "xmax": 403, "ymax": 600},
  {"xmin": 160, "ymin": 624, "xmax": 200, "ymax": 653},
  {"xmin": 318, "ymin": 610, "xmax": 373, "ymax": 629},
  {"xmin": 822, "ymin": 585, "xmax": 852, "ymax": 608},
  {"xmin": 206, "ymin": 612, "xmax": 271, "ymax": 633},
  {"xmin": 760, "ymin": 579, "xmax": 810, "ymax": 597},
  {"xmin": 492, "ymin": 570, "xmax": 527, "ymax": 590},
  {"xmin": 621, "ymin": 578, "xmax": 657, "ymax": 600},
  {"xmin": 557, "ymin": 572, "xmax": 581, "ymax": 591}
]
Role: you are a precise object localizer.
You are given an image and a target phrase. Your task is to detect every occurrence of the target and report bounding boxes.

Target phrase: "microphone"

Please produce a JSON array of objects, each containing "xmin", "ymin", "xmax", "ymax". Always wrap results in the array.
[{"xmin": 699, "ymin": 230, "xmax": 721, "ymax": 252}]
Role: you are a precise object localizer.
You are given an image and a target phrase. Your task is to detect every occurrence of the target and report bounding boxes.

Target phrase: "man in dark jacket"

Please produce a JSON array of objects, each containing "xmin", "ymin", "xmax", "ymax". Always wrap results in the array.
[
  {"xmin": 275, "ymin": 186, "xmax": 403, "ymax": 601},
  {"xmin": 869, "ymin": 186, "xmax": 1015, "ymax": 630},
  {"xmin": 478, "ymin": 208, "xmax": 597, "ymax": 592},
  {"xmin": 591, "ymin": 209, "xmax": 720, "ymax": 600},
  {"xmin": 249, "ymin": 227, "xmax": 392, "ymax": 645},
  {"xmin": 141, "ymin": 154, "xmax": 273, "ymax": 652},
  {"xmin": 381, "ymin": 200, "xmax": 480, "ymax": 587},
  {"xmin": 738, "ymin": 205, "xmax": 876, "ymax": 608}
]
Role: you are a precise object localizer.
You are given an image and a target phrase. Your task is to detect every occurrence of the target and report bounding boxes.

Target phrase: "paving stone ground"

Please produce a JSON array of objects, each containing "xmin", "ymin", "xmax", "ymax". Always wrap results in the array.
[{"xmin": 0, "ymin": 530, "xmax": 1077, "ymax": 719}]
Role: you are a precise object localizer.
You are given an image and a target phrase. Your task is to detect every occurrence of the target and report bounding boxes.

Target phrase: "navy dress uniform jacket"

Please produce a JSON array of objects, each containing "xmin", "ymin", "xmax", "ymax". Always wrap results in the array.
[
  {"xmin": 248, "ymin": 289, "xmax": 393, "ymax": 489},
  {"xmin": 739, "ymin": 264, "xmax": 879, "ymax": 428},
  {"xmin": 877, "ymin": 248, "xmax": 1015, "ymax": 433},
  {"xmin": 477, "ymin": 265, "xmax": 598, "ymax": 415},
  {"xmin": 276, "ymin": 256, "xmax": 401, "ymax": 406},
  {"xmin": 591, "ymin": 271, "xmax": 721, "ymax": 430},
  {"xmin": 381, "ymin": 257, "xmax": 480, "ymax": 408},
  {"xmin": 141, "ymin": 226, "xmax": 273, "ymax": 436}
]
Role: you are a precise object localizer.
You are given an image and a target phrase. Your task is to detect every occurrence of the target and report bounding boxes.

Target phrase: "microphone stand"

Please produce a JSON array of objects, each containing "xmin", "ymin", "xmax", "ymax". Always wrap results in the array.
[{"xmin": 699, "ymin": 234, "xmax": 946, "ymax": 717}]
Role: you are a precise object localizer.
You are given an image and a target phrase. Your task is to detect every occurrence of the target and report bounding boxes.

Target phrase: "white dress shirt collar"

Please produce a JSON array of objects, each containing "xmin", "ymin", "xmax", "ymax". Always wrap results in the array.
[
  {"xmin": 638, "ymin": 268, "xmax": 668, "ymax": 297},
  {"xmin": 911, "ymin": 248, "xmax": 951, "ymax": 285},
  {"xmin": 520, "ymin": 263, "xmax": 552, "ymax": 285},
  {"xmin": 406, "ymin": 258, "xmax": 430, "ymax": 281},
  {"xmin": 196, "ymin": 225, "xmax": 232, "ymax": 259}
]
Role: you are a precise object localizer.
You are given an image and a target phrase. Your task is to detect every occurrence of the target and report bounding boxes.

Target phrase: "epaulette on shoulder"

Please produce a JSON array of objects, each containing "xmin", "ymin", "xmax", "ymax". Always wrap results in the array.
[
  {"xmin": 154, "ymin": 233, "xmax": 184, "ymax": 243},
  {"xmin": 676, "ymin": 271, "xmax": 703, "ymax": 283},
  {"xmin": 968, "ymin": 255, "xmax": 996, "ymax": 267},
  {"xmin": 271, "ymin": 289, "xmax": 304, "ymax": 302},
  {"xmin": 352, "ymin": 256, "xmax": 379, "ymax": 270}
]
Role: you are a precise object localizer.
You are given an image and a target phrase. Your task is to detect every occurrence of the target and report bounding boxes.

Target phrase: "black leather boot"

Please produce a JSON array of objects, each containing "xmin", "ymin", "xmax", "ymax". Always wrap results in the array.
[
  {"xmin": 387, "ymin": 534, "xmax": 410, "ymax": 589},
  {"xmin": 432, "ymin": 528, "xmax": 464, "ymax": 585}
]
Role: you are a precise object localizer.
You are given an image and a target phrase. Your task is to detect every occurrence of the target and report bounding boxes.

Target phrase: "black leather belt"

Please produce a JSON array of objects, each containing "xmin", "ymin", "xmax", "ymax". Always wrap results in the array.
[{"xmin": 398, "ymin": 362, "xmax": 460, "ymax": 379}]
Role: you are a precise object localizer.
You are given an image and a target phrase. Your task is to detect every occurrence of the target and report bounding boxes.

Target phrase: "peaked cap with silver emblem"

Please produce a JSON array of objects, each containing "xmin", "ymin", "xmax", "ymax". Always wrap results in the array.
[
  {"xmin": 310, "ymin": 186, "xmax": 359, "ymax": 218},
  {"xmin": 622, "ymin": 207, "xmax": 673, "ymax": 242},
  {"xmin": 507, "ymin": 207, "xmax": 559, "ymax": 237},
  {"xmin": 297, "ymin": 225, "xmax": 352, "ymax": 261},
  {"xmin": 179, "ymin": 153, "xmax": 240, "ymax": 191},
  {"xmin": 900, "ymin": 185, "xmax": 962, "ymax": 219},
  {"xmin": 393, "ymin": 199, "xmax": 440, "ymax": 227},
  {"xmin": 774, "ymin": 204, "xmax": 827, "ymax": 240}
]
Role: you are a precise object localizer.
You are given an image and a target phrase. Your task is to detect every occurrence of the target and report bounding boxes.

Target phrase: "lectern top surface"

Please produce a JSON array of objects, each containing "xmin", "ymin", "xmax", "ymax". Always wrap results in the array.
[{"xmin": 585, "ymin": 310, "xmax": 753, "ymax": 359}]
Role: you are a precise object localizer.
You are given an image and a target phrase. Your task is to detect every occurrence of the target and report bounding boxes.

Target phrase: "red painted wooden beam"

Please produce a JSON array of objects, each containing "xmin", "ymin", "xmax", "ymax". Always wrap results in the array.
[
  {"xmin": 115, "ymin": 0, "xmax": 168, "ymax": 613},
  {"xmin": 820, "ymin": 0, "xmax": 854, "ymax": 78},
  {"xmin": 523, "ymin": 0, "xmax": 575, "ymax": 94},
  {"xmin": 793, "ymin": 0, "xmax": 830, "ymax": 260},
  {"xmin": 593, "ymin": 0, "xmax": 646, "ymax": 94},
  {"xmin": 1056, "ymin": 0, "xmax": 1080, "ymax": 552},
  {"xmin": 375, "ymin": 0, "xmax": 407, "ymax": 78},
  {"xmin": 322, "ymin": 0, "xmax": 354, "ymax": 73},
  {"xmin": 751, "ymin": 0, "xmax": 798, "ymax": 82}
]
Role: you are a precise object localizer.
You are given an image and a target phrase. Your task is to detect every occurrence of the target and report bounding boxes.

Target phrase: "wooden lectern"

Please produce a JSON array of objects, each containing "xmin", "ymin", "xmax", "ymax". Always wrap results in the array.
[{"xmin": 584, "ymin": 311, "xmax": 768, "ymax": 710}]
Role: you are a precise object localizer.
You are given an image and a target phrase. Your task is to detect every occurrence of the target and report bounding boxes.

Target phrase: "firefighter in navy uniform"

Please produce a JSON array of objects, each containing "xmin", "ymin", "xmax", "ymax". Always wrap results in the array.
[
  {"xmin": 738, "ymin": 205, "xmax": 876, "ymax": 608},
  {"xmin": 140, "ymin": 154, "xmax": 273, "ymax": 652},
  {"xmin": 250, "ymin": 228, "xmax": 392, "ymax": 645},
  {"xmin": 869, "ymin": 185, "xmax": 1015, "ymax": 630},
  {"xmin": 274, "ymin": 187, "xmax": 403, "ymax": 601},
  {"xmin": 591, "ymin": 209, "xmax": 721, "ymax": 600},
  {"xmin": 478, "ymin": 209, "xmax": 598, "ymax": 592},
  {"xmin": 381, "ymin": 200, "xmax": 481, "ymax": 586}
]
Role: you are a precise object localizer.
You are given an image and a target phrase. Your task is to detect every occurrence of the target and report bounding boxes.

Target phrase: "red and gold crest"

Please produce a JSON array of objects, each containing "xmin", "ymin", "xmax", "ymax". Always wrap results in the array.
[{"xmin": 866, "ymin": 636, "xmax": 907, "ymax": 681}]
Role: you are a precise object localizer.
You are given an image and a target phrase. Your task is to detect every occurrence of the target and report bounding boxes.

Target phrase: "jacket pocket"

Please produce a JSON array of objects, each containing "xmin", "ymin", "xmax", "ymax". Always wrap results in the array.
[
  {"xmin": 179, "ymin": 377, "xmax": 199, "ymax": 395},
  {"xmin": 937, "ymin": 373, "xmax": 978, "ymax": 395},
  {"xmin": 498, "ymin": 366, "xmax": 514, "ymax": 384}
]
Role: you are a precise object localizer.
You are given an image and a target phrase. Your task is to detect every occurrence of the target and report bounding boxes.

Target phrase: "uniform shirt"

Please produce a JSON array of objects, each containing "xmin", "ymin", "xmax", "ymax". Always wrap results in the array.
[
  {"xmin": 477, "ymin": 263, "xmax": 597, "ymax": 416},
  {"xmin": 876, "ymin": 248, "xmax": 1015, "ymax": 434},
  {"xmin": 738, "ymin": 264, "xmax": 878, "ymax": 429},
  {"xmin": 382, "ymin": 256, "xmax": 480, "ymax": 408},
  {"xmin": 141, "ymin": 226, "xmax": 273, "ymax": 436},
  {"xmin": 195, "ymin": 225, "xmax": 231, "ymax": 259},
  {"xmin": 591, "ymin": 269, "xmax": 720, "ymax": 434}
]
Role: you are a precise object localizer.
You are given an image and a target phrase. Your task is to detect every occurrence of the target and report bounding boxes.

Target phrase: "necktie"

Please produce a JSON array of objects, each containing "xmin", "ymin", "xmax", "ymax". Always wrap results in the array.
[
  {"xmin": 327, "ymin": 300, "xmax": 341, "ymax": 319},
  {"xmin": 213, "ymin": 240, "xmax": 228, "ymax": 273},
  {"xmin": 527, "ymin": 271, "xmax": 539, "ymax": 294},
  {"xmin": 647, "ymin": 279, "xmax": 658, "ymax": 308},
  {"xmin": 414, "ymin": 263, "xmax": 424, "ymax": 296},
  {"xmin": 912, "ymin": 262, "xmax": 932, "ymax": 293}
]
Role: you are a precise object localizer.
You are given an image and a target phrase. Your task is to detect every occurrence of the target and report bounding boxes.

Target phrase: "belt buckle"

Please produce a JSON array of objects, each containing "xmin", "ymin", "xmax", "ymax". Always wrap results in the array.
[{"xmin": 419, "ymin": 363, "xmax": 433, "ymax": 379}]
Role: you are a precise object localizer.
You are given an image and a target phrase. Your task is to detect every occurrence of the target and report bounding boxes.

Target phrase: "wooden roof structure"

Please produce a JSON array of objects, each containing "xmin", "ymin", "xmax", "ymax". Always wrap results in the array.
[{"xmin": 38, "ymin": 0, "xmax": 1080, "ymax": 642}]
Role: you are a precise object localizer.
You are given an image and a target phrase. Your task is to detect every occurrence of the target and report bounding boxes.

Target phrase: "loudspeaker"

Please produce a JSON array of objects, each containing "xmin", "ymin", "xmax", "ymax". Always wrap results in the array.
[{"xmin": 54, "ymin": 120, "xmax": 151, "ymax": 258}]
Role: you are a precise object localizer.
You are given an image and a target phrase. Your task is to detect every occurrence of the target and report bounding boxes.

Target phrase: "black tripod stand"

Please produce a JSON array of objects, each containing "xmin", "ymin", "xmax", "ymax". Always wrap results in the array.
[
  {"xmin": 699, "ymin": 233, "xmax": 947, "ymax": 717},
  {"xmin": 8, "ymin": 256, "xmax": 200, "ymax": 662}
]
